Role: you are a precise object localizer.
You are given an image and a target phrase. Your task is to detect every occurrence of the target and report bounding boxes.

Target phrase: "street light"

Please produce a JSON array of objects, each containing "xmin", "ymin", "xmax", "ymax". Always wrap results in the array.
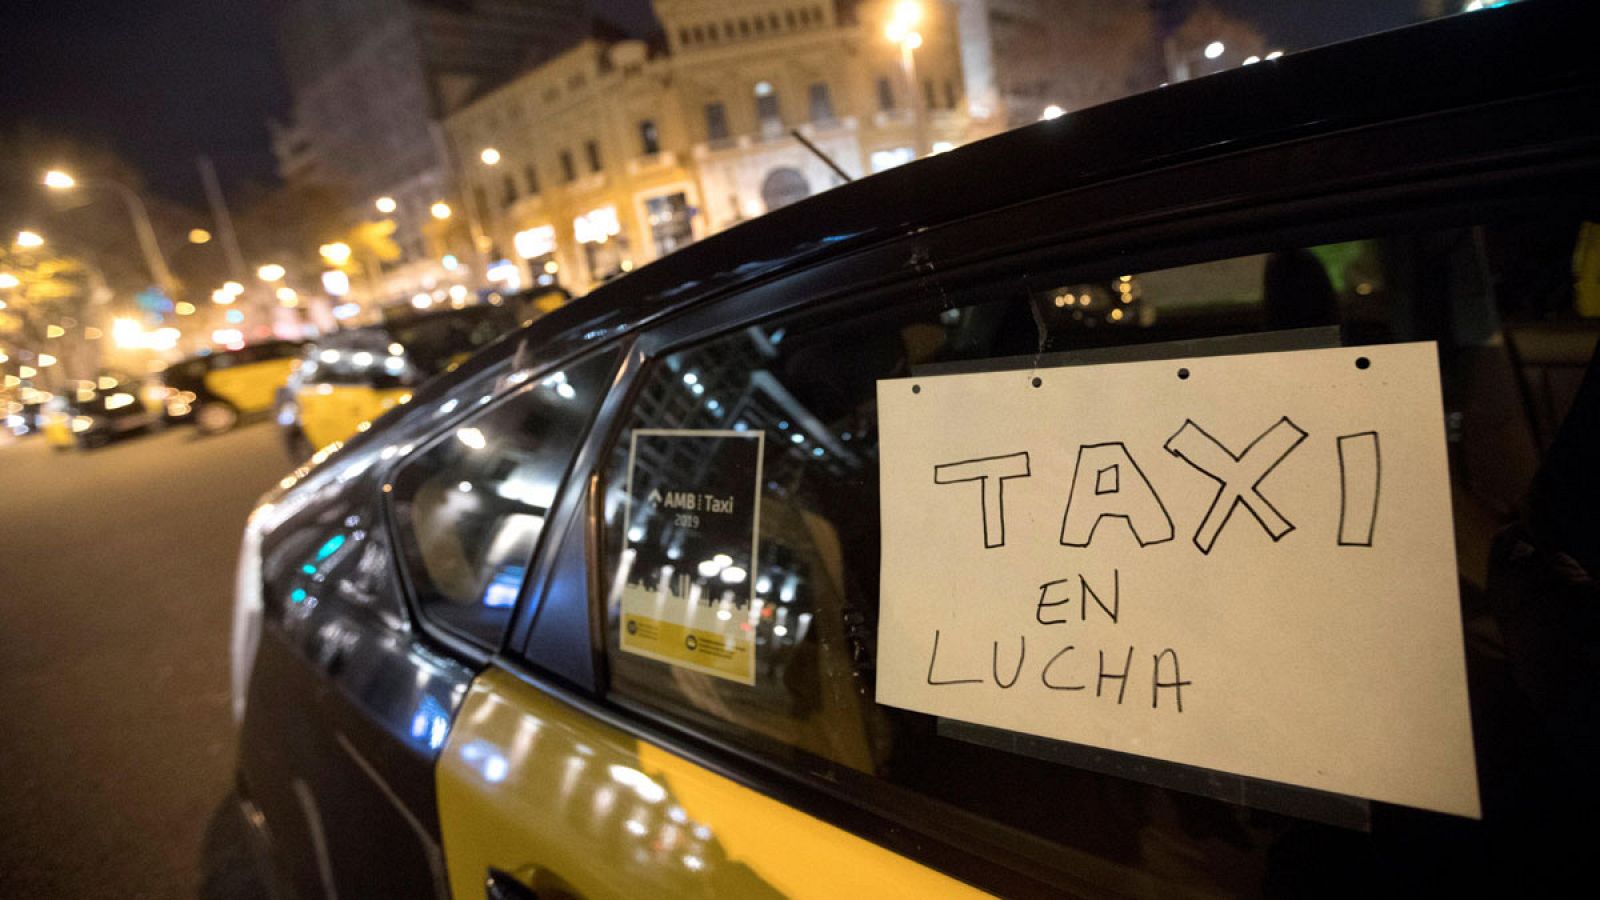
[
  {"xmin": 1204, "ymin": 40, "xmax": 1225, "ymax": 60},
  {"xmin": 884, "ymin": 0, "xmax": 930, "ymax": 158},
  {"xmin": 431, "ymin": 202, "xmax": 453, "ymax": 220},
  {"xmin": 189, "ymin": 228, "xmax": 213, "ymax": 244},
  {"xmin": 15, "ymin": 230, "xmax": 44, "ymax": 249},
  {"xmin": 319, "ymin": 242, "xmax": 352, "ymax": 267},
  {"xmin": 0, "ymin": 273, "xmax": 18, "ymax": 289},
  {"xmin": 43, "ymin": 169, "xmax": 179, "ymax": 301},
  {"xmin": 480, "ymin": 148, "xmax": 501, "ymax": 165},
  {"xmin": 375, "ymin": 196, "xmax": 398, "ymax": 214},
  {"xmin": 1039, "ymin": 104, "xmax": 1066, "ymax": 121},
  {"xmin": 257, "ymin": 263, "xmax": 286, "ymax": 282}
]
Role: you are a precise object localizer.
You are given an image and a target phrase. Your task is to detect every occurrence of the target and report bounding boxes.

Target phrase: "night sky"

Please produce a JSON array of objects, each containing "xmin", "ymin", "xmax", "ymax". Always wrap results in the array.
[{"xmin": 0, "ymin": 0, "xmax": 1419, "ymax": 209}]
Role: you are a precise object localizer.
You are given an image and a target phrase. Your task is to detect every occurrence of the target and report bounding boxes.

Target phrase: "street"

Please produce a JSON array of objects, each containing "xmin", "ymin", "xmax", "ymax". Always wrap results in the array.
[{"xmin": 0, "ymin": 422, "xmax": 287, "ymax": 898}]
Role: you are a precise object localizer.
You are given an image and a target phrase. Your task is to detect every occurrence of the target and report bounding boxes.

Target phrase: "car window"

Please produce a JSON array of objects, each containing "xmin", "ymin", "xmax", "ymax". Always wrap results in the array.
[
  {"xmin": 597, "ymin": 213, "xmax": 1600, "ymax": 895},
  {"xmin": 390, "ymin": 348, "xmax": 619, "ymax": 648}
]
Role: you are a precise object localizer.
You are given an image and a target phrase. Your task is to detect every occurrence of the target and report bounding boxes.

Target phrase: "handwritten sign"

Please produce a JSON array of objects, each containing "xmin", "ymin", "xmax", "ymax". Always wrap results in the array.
[{"xmin": 876, "ymin": 343, "xmax": 1479, "ymax": 818}]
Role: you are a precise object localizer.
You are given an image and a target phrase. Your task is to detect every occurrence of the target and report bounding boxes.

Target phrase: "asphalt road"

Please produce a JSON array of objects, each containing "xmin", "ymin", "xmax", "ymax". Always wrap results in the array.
[{"xmin": 0, "ymin": 422, "xmax": 290, "ymax": 898}]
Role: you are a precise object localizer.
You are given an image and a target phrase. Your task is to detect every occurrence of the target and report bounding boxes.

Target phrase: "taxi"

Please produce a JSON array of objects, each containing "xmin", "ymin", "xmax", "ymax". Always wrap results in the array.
[
  {"xmin": 233, "ymin": 4, "xmax": 1600, "ymax": 898},
  {"xmin": 276, "ymin": 303, "xmax": 525, "ymax": 458},
  {"xmin": 38, "ymin": 374, "xmax": 162, "ymax": 450},
  {"xmin": 161, "ymin": 339, "xmax": 304, "ymax": 435}
]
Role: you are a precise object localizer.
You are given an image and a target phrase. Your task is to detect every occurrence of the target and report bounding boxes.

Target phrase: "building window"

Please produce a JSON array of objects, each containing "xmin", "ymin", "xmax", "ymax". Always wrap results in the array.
[
  {"xmin": 679, "ymin": 27, "xmax": 690, "ymax": 45},
  {"xmin": 808, "ymin": 82, "xmax": 834, "ymax": 123},
  {"xmin": 944, "ymin": 80, "xmax": 958, "ymax": 110},
  {"xmin": 876, "ymin": 76, "xmax": 895, "ymax": 112},
  {"xmin": 645, "ymin": 192, "xmax": 694, "ymax": 257},
  {"xmin": 501, "ymin": 174, "xmax": 518, "ymax": 208},
  {"xmin": 870, "ymin": 146, "xmax": 915, "ymax": 172},
  {"xmin": 708, "ymin": 23, "xmax": 720, "ymax": 42},
  {"xmin": 924, "ymin": 79, "xmax": 936, "ymax": 110},
  {"xmin": 739, "ymin": 19, "xmax": 750, "ymax": 37},
  {"xmin": 754, "ymin": 16, "xmax": 766, "ymax": 35},
  {"xmin": 705, "ymin": 102, "xmax": 729, "ymax": 141},
  {"xmin": 693, "ymin": 25, "xmax": 705, "ymax": 43},
  {"xmin": 585, "ymin": 139, "xmax": 603, "ymax": 173},
  {"xmin": 755, "ymin": 81, "xmax": 781, "ymax": 134},
  {"xmin": 785, "ymin": 10, "xmax": 796, "ymax": 29},
  {"xmin": 524, "ymin": 163, "xmax": 539, "ymax": 196},
  {"xmin": 560, "ymin": 149, "xmax": 576, "ymax": 183},
  {"xmin": 640, "ymin": 119, "xmax": 661, "ymax": 156},
  {"xmin": 768, "ymin": 14, "xmax": 780, "ymax": 31}
]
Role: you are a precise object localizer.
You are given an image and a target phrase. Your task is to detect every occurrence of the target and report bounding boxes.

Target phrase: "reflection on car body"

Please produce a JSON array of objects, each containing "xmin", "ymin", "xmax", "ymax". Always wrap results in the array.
[{"xmin": 233, "ymin": 5, "xmax": 1600, "ymax": 898}]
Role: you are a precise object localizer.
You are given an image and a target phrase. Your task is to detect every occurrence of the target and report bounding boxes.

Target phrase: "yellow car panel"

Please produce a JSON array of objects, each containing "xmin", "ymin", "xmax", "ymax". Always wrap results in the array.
[
  {"xmin": 204, "ymin": 358, "xmax": 297, "ymax": 414},
  {"xmin": 40, "ymin": 412, "xmax": 74, "ymax": 449},
  {"xmin": 438, "ymin": 668, "xmax": 989, "ymax": 900},
  {"xmin": 296, "ymin": 384, "xmax": 411, "ymax": 451}
]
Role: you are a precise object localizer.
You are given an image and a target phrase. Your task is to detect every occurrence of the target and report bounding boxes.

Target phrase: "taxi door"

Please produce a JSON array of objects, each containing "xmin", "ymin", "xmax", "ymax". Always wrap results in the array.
[
  {"xmin": 438, "ymin": 670, "xmax": 985, "ymax": 899},
  {"xmin": 297, "ymin": 384, "xmax": 413, "ymax": 451},
  {"xmin": 206, "ymin": 346, "xmax": 299, "ymax": 414},
  {"xmin": 430, "ymin": 322, "xmax": 995, "ymax": 899}
]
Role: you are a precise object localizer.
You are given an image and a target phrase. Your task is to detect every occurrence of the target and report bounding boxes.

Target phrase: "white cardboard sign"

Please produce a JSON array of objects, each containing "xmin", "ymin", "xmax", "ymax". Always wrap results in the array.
[{"xmin": 876, "ymin": 342, "xmax": 1479, "ymax": 818}]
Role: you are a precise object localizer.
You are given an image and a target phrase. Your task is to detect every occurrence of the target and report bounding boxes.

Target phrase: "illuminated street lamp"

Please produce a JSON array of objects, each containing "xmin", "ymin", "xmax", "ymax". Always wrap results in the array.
[
  {"xmin": 257, "ymin": 263, "xmax": 286, "ymax": 282},
  {"xmin": 431, "ymin": 202, "xmax": 453, "ymax": 220},
  {"xmin": 884, "ymin": 0, "xmax": 930, "ymax": 158},
  {"xmin": 189, "ymin": 228, "xmax": 213, "ymax": 244},
  {"xmin": 1204, "ymin": 40, "xmax": 1225, "ymax": 59},
  {"xmin": 480, "ymin": 147, "xmax": 502, "ymax": 165},
  {"xmin": 375, "ymin": 196, "xmax": 398, "ymax": 214},
  {"xmin": 1039, "ymin": 104, "xmax": 1066, "ymax": 121},
  {"xmin": 319, "ymin": 242, "xmax": 352, "ymax": 267},
  {"xmin": 43, "ymin": 169, "xmax": 179, "ymax": 301},
  {"xmin": 15, "ymin": 230, "xmax": 45, "ymax": 249},
  {"xmin": 0, "ymin": 272, "xmax": 19, "ymax": 289}
]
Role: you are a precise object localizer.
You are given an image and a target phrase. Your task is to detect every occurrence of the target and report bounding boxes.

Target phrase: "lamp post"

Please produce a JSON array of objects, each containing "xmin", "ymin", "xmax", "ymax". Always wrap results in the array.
[
  {"xmin": 43, "ymin": 169, "xmax": 180, "ymax": 302},
  {"xmin": 885, "ymin": 1, "xmax": 930, "ymax": 159}
]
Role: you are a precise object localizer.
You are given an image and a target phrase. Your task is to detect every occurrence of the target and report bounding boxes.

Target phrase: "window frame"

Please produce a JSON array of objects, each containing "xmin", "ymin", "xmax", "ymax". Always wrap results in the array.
[
  {"xmin": 493, "ymin": 88, "xmax": 1600, "ymax": 895},
  {"xmin": 380, "ymin": 343, "xmax": 626, "ymax": 660}
]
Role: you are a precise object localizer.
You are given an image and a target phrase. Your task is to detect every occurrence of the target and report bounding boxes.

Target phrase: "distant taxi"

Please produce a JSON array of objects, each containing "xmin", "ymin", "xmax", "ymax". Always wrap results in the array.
[
  {"xmin": 161, "ymin": 339, "xmax": 304, "ymax": 435},
  {"xmin": 276, "ymin": 303, "xmax": 525, "ymax": 458},
  {"xmin": 38, "ymin": 374, "xmax": 162, "ymax": 450},
  {"xmin": 233, "ymin": 5, "xmax": 1600, "ymax": 897}
]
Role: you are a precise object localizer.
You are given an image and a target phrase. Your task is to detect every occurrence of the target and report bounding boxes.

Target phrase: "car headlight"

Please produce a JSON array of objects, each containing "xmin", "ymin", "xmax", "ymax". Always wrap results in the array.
[{"xmin": 231, "ymin": 501, "xmax": 275, "ymax": 723}]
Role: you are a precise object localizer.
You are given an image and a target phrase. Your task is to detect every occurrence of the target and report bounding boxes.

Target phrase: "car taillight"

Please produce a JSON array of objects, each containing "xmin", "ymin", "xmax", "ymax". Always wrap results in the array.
[{"xmin": 231, "ymin": 501, "xmax": 274, "ymax": 723}]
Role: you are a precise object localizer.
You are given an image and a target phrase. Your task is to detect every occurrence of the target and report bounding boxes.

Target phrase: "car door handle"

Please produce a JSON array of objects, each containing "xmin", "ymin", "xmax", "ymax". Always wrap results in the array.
[{"xmin": 485, "ymin": 868, "xmax": 539, "ymax": 900}]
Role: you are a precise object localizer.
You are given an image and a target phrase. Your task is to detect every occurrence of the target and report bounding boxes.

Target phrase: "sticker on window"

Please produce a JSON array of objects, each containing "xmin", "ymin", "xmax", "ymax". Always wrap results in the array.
[
  {"xmin": 875, "ymin": 342, "xmax": 1479, "ymax": 819},
  {"xmin": 618, "ymin": 429, "xmax": 764, "ymax": 684}
]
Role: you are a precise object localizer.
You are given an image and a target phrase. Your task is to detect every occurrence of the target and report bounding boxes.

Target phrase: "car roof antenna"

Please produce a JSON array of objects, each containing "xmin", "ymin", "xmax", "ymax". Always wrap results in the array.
[{"xmin": 790, "ymin": 129, "xmax": 854, "ymax": 185}]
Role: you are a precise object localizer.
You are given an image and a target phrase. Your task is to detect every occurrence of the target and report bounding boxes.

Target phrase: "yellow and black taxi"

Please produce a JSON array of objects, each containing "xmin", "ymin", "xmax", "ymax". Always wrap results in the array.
[
  {"xmin": 161, "ymin": 339, "xmax": 304, "ymax": 435},
  {"xmin": 38, "ymin": 373, "xmax": 163, "ymax": 450},
  {"xmin": 233, "ymin": 5, "xmax": 1600, "ymax": 897},
  {"xmin": 276, "ymin": 303, "xmax": 525, "ymax": 459}
]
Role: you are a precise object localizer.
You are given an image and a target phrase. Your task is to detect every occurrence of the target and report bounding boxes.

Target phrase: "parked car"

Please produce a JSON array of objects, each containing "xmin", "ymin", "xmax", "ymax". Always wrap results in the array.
[
  {"xmin": 38, "ymin": 374, "xmax": 162, "ymax": 450},
  {"xmin": 275, "ymin": 303, "xmax": 524, "ymax": 459},
  {"xmin": 161, "ymin": 339, "xmax": 304, "ymax": 435},
  {"xmin": 233, "ymin": 5, "xmax": 1600, "ymax": 898}
]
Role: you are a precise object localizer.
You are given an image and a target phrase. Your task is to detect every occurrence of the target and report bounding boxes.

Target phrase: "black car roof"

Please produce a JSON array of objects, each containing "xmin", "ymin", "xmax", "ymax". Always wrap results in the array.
[{"xmin": 451, "ymin": 0, "xmax": 1597, "ymax": 384}]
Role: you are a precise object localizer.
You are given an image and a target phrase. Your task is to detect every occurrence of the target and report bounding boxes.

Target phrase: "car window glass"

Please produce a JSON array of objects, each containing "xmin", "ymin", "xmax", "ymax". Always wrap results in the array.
[
  {"xmin": 391, "ymin": 348, "xmax": 619, "ymax": 648},
  {"xmin": 390, "ymin": 306, "xmax": 521, "ymax": 375},
  {"xmin": 599, "ymin": 213, "xmax": 1600, "ymax": 895}
]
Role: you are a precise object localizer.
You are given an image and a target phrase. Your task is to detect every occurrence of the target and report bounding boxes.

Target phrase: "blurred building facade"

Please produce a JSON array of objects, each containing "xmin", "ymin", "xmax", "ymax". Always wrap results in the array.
[
  {"xmin": 266, "ymin": 0, "xmax": 589, "ymax": 299},
  {"xmin": 445, "ymin": 0, "xmax": 973, "ymax": 293}
]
